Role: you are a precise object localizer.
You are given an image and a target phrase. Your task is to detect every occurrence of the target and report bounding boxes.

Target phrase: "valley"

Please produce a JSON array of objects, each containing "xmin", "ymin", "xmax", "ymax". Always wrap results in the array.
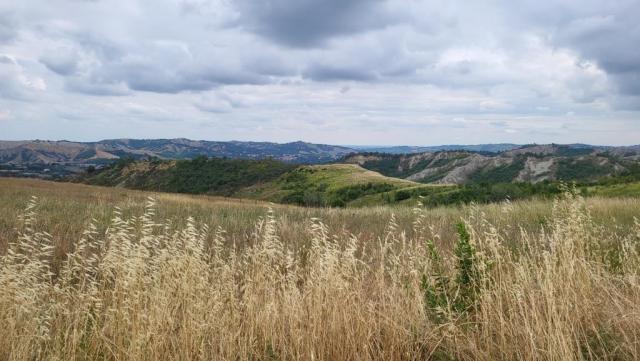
[{"xmin": 63, "ymin": 141, "xmax": 640, "ymax": 208}]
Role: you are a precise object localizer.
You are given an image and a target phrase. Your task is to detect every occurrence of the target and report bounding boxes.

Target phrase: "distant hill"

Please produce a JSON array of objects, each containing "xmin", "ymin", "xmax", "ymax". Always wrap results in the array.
[
  {"xmin": 342, "ymin": 144, "xmax": 640, "ymax": 184},
  {"xmin": 79, "ymin": 156, "xmax": 297, "ymax": 197},
  {"xmin": 77, "ymin": 147, "xmax": 640, "ymax": 208},
  {"xmin": 0, "ymin": 138, "xmax": 356, "ymax": 167},
  {"xmin": 5, "ymin": 139, "xmax": 640, "ymax": 191},
  {"xmin": 78, "ymin": 157, "xmax": 429, "ymax": 207},
  {"xmin": 350, "ymin": 143, "xmax": 521, "ymax": 154}
]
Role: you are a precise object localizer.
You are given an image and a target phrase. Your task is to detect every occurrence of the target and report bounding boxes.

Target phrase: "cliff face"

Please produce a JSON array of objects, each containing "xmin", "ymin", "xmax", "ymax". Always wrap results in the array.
[{"xmin": 342, "ymin": 144, "xmax": 640, "ymax": 184}]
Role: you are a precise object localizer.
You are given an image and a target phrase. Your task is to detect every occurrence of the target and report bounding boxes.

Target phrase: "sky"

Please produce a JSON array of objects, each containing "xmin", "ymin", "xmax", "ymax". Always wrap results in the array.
[{"xmin": 0, "ymin": 0, "xmax": 639, "ymax": 146}]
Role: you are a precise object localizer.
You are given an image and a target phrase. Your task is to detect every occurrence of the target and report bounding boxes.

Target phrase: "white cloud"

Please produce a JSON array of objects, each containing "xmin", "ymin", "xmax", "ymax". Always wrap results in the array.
[{"xmin": 0, "ymin": 0, "xmax": 638, "ymax": 145}]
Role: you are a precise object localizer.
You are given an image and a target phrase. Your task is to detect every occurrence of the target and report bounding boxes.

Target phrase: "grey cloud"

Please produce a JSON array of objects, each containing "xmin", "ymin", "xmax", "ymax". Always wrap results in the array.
[
  {"xmin": 0, "ymin": 75, "xmax": 28, "ymax": 100},
  {"xmin": 0, "ymin": 55, "xmax": 45, "ymax": 100},
  {"xmin": 241, "ymin": 51, "xmax": 298, "ymax": 77},
  {"xmin": 418, "ymin": 61, "xmax": 508, "ymax": 89},
  {"xmin": 300, "ymin": 28, "xmax": 431, "ymax": 83},
  {"xmin": 195, "ymin": 90, "xmax": 249, "ymax": 113},
  {"xmin": 559, "ymin": 12, "xmax": 640, "ymax": 95},
  {"xmin": 110, "ymin": 61, "xmax": 269, "ymax": 94},
  {"xmin": 508, "ymin": 1, "xmax": 640, "ymax": 97},
  {"xmin": 70, "ymin": 33, "xmax": 126, "ymax": 63},
  {"xmin": 0, "ymin": 54, "xmax": 13, "ymax": 64},
  {"xmin": 611, "ymin": 95, "xmax": 640, "ymax": 111},
  {"xmin": 304, "ymin": 64, "xmax": 378, "ymax": 82},
  {"xmin": 45, "ymin": 36, "xmax": 272, "ymax": 94},
  {"xmin": 113, "ymin": 62, "xmax": 215, "ymax": 93},
  {"xmin": 40, "ymin": 50, "xmax": 79, "ymax": 76},
  {"xmin": 234, "ymin": 0, "xmax": 396, "ymax": 47},
  {"xmin": 195, "ymin": 99, "xmax": 233, "ymax": 113},
  {"xmin": 65, "ymin": 78, "xmax": 130, "ymax": 96},
  {"xmin": 612, "ymin": 72, "xmax": 640, "ymax": 96},
  {"xmin": 196, "ymin": 103, "xmax": 231, "ymax": 113},
  {"xmin": 2, "ymin": 0, "xmax": 640, "ymax": 144},
  {"xmin": 0, "ymin": 11, "xmax": 18, "ymax": 44},
  {"xmin": 565, "ymin": 70, "xmax": 608, "ymax": 104},
  {"xmin": 490, "ymin": 121, "xmax": 508, "ymax": 128}
]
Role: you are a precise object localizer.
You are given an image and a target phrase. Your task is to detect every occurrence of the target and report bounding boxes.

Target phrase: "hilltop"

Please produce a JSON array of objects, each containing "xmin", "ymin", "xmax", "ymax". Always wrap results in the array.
[{"xmin": 236, "ymin": 163, "xmax": 422, "ymax": 207}]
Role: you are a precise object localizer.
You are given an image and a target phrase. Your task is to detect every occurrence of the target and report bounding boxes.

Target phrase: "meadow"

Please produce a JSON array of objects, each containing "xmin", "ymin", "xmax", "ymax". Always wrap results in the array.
[{"xmin": 1, "ymin": 178, "xmax": 640, "ymax": 360}]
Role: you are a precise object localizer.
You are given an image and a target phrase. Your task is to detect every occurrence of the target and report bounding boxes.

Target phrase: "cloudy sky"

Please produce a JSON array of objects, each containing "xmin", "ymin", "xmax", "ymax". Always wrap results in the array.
[{"xmin": 0, "ymin": 0, "xmax": 639, "ymax": 145}]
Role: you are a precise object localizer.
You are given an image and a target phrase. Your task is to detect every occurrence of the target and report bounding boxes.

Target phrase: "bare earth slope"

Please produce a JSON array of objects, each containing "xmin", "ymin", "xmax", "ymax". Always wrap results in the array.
[{"xmin": 343, "ymin": 144, "xmax": 640, "ymax": 184}]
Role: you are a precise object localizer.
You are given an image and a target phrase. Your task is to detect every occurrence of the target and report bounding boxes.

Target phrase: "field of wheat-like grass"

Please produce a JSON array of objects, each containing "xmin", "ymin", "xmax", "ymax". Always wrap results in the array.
[{"xmin": 1, "ymin": 178, "xmax": 640, "ymax": 360}]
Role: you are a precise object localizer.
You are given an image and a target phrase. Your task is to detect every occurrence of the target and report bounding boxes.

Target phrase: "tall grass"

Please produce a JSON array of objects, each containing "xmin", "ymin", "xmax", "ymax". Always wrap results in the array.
[{"xmin": 1, "ymin": 190, "xmax": 639, "ymax": 360}]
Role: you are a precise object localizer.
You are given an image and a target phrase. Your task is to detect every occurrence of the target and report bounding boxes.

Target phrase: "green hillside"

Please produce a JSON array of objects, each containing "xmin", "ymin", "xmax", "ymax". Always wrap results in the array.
[
  {"xmin": 78, "ymin": 155, "xmax": 640, "ymax": 208},
  {"xmin": 79, "ymin": 158, "xmax": 428, "ymax": 207},
  {"xmin": 238, "ymin": 164, "xmax": 421, "ymax": 207},
  {"xmin": 79, "ymin": 156, "xmax": 296, "ymax": 196}
]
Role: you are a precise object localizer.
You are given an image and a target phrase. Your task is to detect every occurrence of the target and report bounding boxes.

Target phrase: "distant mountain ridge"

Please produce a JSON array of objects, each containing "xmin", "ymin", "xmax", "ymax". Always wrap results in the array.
[
  {"xmin": 0, "ymin": 138, "xmax": 356, "ymax": 165},
  {"xmin": 349, "ymin": 143, "xmax": 522, "ymax": 154},
  {"xmin": 4, "ymin": 140, "xmax": 638, "ymax": 168},
  {"xmin": 348, "ymin": 143, "xmax": 639, "ymax": 154},
  {"xmin": 3, "ymin": 139, "xmax": 640, "ymax": 183}
]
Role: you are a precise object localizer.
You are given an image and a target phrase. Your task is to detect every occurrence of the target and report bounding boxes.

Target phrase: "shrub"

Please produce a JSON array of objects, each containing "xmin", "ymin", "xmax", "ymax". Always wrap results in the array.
[{"xmin": 421, "ymin": 222, "xmax": 484, "ymax": 322}]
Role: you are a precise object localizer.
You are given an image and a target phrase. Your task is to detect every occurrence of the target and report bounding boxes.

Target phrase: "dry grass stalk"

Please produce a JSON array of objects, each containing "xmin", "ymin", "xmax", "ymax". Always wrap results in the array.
[{"xmin": 1, "ymin": 191, "xmax": 639, "ymax": 360}]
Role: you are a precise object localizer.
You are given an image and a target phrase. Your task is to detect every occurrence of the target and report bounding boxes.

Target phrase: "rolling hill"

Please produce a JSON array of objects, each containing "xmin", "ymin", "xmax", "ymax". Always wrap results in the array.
[
  {"xmin": 6, "ymin": 140, "xmax": 640, "ymax": 207},
  {"xmin": 343, "ymin": 144, "xmax": 640, "ymax": 184},
  {"xmin": 80, "ymin": 155, "xmax": 637, "ymax": 208},
  {"xmin": 236, "ymin": 163, "xmax": 423, "ymax": 207},
  {"xmin": 0, "ymin": 138, "xmax": 356, "ymax": 166},
  {"xmin": 4, "ymin": 139, "xmax": 640, "ymax": 184},
  {"xmin": 77, "ymin": 157, "xmax": 431, "ymax": 207}
]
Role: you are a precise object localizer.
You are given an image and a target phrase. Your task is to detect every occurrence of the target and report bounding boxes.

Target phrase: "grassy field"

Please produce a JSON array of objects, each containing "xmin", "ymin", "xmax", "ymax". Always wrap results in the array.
[
  {"xmin": 2, "ymin": 178, "xmax": 638, "ymax": 269},
  {"xmin": 1, "ymin": 178, "xmax": 640, "ymax": 360},
  {"xmin": 588, "ymin": 181, "xmax": 640, "ymax": 198}
]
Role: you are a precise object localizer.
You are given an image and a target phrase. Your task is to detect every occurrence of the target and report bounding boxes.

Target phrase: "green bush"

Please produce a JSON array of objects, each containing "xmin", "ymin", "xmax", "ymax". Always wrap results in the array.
[{"xmin": 421, "ymin": 223, "xmax": 484, "ymax": 323}]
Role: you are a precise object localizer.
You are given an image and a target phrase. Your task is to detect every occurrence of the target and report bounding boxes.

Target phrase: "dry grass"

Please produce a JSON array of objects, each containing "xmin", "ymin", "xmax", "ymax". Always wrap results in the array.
[{"xmin": 1, "ymin": 178, "xmax": 640, "ymax": 360}]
